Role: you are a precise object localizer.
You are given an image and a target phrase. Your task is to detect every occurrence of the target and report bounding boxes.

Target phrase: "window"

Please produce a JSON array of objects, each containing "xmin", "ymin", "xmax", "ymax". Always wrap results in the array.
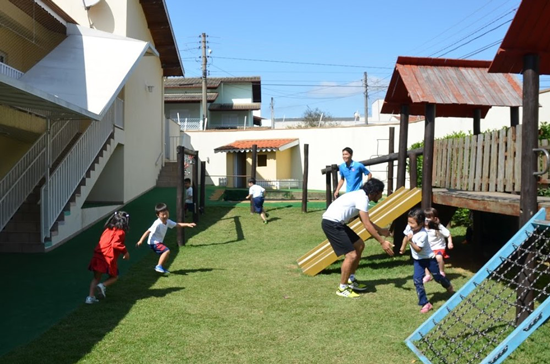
[
  {"xmin": 258, "ymin": 154, "xmax": 267, "ymax": 167},
  {"xmin": 252, "ymin": 82, "xmax": 261, "ymax": 103},
  {"xmin": 0, "ymin": 50, "xmax": 7, "ymax": 64}
]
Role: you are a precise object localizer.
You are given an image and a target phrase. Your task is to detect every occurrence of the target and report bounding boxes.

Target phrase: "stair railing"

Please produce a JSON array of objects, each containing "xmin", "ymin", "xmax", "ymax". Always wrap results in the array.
[
  {"xmin": 40, "ymin": 98, "xmax": 122, "ymax": 241},
  {"xmin": 0, "ymin": 119, "xmax": 80, "ymax": 232}
]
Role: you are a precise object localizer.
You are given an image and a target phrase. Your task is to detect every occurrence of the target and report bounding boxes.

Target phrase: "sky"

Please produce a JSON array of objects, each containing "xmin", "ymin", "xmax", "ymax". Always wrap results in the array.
[{"xmin": 165, "ymin": 0, "xmax": 543, "ymax": 119}]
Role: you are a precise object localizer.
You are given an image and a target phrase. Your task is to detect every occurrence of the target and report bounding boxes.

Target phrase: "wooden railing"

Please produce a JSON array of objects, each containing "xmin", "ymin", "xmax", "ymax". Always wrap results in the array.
[{"xmin": 431, "ymin": 125, "xmax": 550, "ymax": 193}]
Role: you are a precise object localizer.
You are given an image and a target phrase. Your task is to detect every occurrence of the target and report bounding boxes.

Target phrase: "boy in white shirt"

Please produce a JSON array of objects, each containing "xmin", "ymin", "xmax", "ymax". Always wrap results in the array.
[
  {"xmin": 245, "ymin": 178, "xmax": 268, "ymax": 224},
  {"xmin": 136, "ymin": 203, "xmax": 196, "ymax": 274}
]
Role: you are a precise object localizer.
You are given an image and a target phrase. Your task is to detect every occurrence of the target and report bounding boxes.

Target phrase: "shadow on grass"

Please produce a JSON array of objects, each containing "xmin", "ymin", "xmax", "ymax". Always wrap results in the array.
[
  {"xmin": 169, "ymin": 267, "xmax": 217, "ymax": 275},
  {"xmin": 0, "ymin": 189, "xmax": 241, "ymax": 360},
  {"xmin": 186, "ymin": 214, "xmax": 245, "ymax": 247}
]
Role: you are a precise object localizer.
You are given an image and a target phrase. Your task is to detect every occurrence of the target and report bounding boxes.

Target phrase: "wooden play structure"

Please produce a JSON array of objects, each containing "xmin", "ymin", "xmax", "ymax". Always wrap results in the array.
[{"xmin": 297, "ymin": 187, "xmax": 421, "ymax": 276}]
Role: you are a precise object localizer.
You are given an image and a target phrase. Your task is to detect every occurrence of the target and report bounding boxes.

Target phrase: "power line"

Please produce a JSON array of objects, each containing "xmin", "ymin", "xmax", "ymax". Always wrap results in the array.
[{"xmin": 210, "ymin": 56, "xmax": 392, "ymax": 70}]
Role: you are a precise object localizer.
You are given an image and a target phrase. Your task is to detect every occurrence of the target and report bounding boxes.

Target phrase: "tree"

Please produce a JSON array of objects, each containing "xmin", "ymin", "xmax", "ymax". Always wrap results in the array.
[{"xmin": 301, "ymin": 107, "xmax": 333, "ymax": 128}]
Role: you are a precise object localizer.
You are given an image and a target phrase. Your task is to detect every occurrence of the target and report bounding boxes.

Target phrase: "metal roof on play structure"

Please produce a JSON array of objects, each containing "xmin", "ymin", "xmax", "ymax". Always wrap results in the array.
[
  {"xmin": 381, "ymin": 56, "xmax": 522, "ymax": 118},
  {"xmin": 490, "ymin": 0, "xmax": 550, "ymax": 75}
]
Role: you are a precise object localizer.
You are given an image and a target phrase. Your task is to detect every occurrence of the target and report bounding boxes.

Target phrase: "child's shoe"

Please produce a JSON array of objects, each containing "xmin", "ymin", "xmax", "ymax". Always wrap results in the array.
[
  {"xmin": 423, "ymin": 275, "xmax": 432, "ymax": 283},
  {"xmin": 96, "ymin": 283, "xmax": 106, "ymax": 298},
  {"xmin": 420, "ymin": 302, "xmax": 433, "ymax": 313},
  {"xmin": 155, "ymin": 265, "xmax": 170, "ymax": 274},
  {"xmin": 263, "ymin": 220, "xmax": 268, "ymax": 224},
  {"xmin": 85, "ymin": 296, "xmax": 99, "ymax": 304}
]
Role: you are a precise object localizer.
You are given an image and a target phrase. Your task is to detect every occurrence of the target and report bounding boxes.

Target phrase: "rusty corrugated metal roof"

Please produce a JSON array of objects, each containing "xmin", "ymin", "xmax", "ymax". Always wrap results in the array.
[
  {"xmin": 165, "ymin": 76, "xmax": 261, "ymax": 89},
  {"xmin": 214, "ymin": 138, "xmax": 299, "ymax": 153},
  {"xmin": 381, "ymin": 57, "xmax": 522, "ymax": 118},
  {"xmin": 489, "ymin": 0, "xmax": 550, "ymax": 74}
]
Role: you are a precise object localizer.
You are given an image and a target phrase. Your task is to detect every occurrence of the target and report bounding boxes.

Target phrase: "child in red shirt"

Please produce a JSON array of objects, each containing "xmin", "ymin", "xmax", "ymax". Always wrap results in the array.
[{"xmin": 86, "ymin": 211, "xmax": 130, "ymax": 304}]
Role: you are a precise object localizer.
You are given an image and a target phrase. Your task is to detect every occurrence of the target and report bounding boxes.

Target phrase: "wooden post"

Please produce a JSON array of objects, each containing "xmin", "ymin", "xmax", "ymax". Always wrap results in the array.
[
  {"xmin": 422, "ymin": 104, "xmax": 435, "ymax": 209},
  {"xmin": 193, "ymin": 151, "xmax": 199, "ymax": 224},
  {"xmin": 331, "ymin": 164, "xmax": 338, "ymax": 199},
  {"xmin": 250, "ymin": 144, "xmax": 257, "ymax": 213},
  {"xmin": 302, "ymin": 144, "xmax": 309, "ymax": 213},
  {"xmin": 325, "ymin": 165, "xmax": 332, "ymax": 209},
  {"xmin": 200, "ymin": 161, "xmax": 206, "ymax": 214},
  {"xmin": 510, "ymin": 106, "xmax": 519, "ymax": 127},
  {"xmin": 473, "ymin": 108, "xmax": 481, "ymax": 135},
  {"xmin": 388, "ymin": 127, "xmax": 395, "ymax": 195},
  {"xmin": 517, "ymin": 53, "xmax": 540, "ymax": 325},
  {"xmin": 409, "ymin": 153, "xmax": 417, "ymax": 188},
  {"xmin": 397, "ymin": 105, "xmax": 409, "ymax": 188},
  {"xmin": 176, "ymin": 146, "xmax": 185, "ymax": 246}
]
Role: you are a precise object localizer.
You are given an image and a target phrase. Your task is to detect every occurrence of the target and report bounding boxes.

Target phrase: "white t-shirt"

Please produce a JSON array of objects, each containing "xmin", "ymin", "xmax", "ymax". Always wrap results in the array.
[
  {"xmin": 147, "ymin": 218, "xmax": 177, "ymax": 245},
  {"xmin": 185, "ymin": 187, "xmax": 193, "ymax": 204},
  {"xmin": 322, "ymin": 189, "xmax": 370, "ymax": 224},
  {"xmin": 427, "ymin": 223, "xmax": 450, "ymax": 251},
  {"xmin": 249, "ymin": 184, "xmax": 265, "ymax": 198},
  {"xmin": 403, "ymin": 225, "xmax": 434, "ymax": 260}
]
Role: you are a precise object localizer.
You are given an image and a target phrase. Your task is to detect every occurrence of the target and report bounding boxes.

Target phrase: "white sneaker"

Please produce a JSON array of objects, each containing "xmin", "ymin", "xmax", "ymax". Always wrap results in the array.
[
  {"xmin": 96, "ymin": 283, "xmax": 106, "ymax": 298},
  {"xmin": 85, "ymin": 296, "xmax": 99, "ymax": 304}
]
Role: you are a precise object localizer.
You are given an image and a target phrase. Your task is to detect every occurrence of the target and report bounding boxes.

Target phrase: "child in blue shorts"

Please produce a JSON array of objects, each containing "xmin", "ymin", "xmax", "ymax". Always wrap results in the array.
[
  {"xmin": 245, "ymin": 178, "xmax": 268, "ymax": 224},
  {"xmin": 136, "ymin": 202, "xmax": 196, "ymax": 273}
]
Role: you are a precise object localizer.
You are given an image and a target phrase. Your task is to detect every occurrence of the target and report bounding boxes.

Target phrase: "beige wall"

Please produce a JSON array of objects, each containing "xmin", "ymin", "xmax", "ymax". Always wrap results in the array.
[
  {"xmin": 87, "ymin": 144, "xmax": 124, "ymax": 203},
  {"xmin": 276, "ymin": 149, "xmax": 292, "ymax": 179},
  {"xmin": 0, "ymin": 136, "xmax": 30, "ymax": 179},
  {"xmin": 0, "ymin": 1, "xmax": 65, "ymax": 71}
]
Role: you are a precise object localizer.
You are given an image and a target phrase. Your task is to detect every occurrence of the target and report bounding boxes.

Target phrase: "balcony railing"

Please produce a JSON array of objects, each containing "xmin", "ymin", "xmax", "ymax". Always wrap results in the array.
[{"xmin": 0, "ymin": 62, "xmax": 23, "ymax": 80}]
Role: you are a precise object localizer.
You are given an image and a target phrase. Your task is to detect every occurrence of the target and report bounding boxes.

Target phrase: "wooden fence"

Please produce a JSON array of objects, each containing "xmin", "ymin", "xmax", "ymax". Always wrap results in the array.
[{"xmin": 433, "ymin": 125, "xmax": 550, "ymax": 193}]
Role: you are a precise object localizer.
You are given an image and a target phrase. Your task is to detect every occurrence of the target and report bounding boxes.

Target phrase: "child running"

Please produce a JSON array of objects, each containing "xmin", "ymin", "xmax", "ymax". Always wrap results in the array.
[
  {"xmin": 423, "ymin": 207, "xmax": 453, "ymax": 283},
  {"xmin": 86, "ymin": 211, "xmax": 131, "ymax": 304},
  {"xmin": 136, "ymin": 202, "xmax": 196, "ymax": 274},
  {"xmin": 400, "ymin": 208, "xmax": 454, "ymax": 313},
  {"xmin": 245, "ymin": 178, "xmax": 269, "ymax": 224}
]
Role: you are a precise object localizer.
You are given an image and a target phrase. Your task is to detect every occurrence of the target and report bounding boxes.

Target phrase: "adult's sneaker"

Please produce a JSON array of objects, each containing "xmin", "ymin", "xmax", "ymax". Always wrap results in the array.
[
  {"xmin": 347, "ymin": 278, "xmax": 368, "ymax": 291},
  {"xmin": 155, "ymin": 265, "xmax": 170, "ymax": 274},
  {"xmin": 85, "ymin": 296, "xmax": 99, "ymax": 305},
  {"xmin": 96, "ymin": 283, "xmax": 106, "ymax": 298},
  {"xmin": 420, "ymin": 302, "xmax": 433, "ymax": 313},
  {"xmin": 336, "ymin": 287, "xmax": 360, "ymax": 298}
]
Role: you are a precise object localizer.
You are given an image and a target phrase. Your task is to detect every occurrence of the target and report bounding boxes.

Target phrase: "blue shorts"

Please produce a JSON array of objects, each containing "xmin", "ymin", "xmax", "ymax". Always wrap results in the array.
[
  {"xmin": 252, "ymin": 196, "xmax": 264, "ymax": 213},
  {"xmin": 149, "ymin": 243, "xmax": 170, "ymax": 255}
]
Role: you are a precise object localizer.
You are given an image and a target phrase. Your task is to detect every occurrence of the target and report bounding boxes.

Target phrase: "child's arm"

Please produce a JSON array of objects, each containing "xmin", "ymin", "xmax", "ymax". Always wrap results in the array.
[
  {"xmin": 136, "ymin": 230, "xmax": 150, "ymax": 247},
  {"xmin": 447, "ymin": 234, "xmax": 454, "ymax": 250},
  {"xmin": 399, "ymin": 233, "xmax": 412, "ymax": 254},
  {"xmin": 408, "ymin": 239, "xmax": 423, "ymax": 253},
  {"xmin": 177, "ymin": 222, "xmax": 196, "ymax": 228}
]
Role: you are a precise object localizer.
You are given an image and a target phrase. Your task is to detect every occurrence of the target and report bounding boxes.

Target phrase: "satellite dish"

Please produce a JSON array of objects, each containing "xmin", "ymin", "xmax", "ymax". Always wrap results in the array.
[{"xmin": 84, "ymin": 0, "xmax": 101, "ymax": 10}]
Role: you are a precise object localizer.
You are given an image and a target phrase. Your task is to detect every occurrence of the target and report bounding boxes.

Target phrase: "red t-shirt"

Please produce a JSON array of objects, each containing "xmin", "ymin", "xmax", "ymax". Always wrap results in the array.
[{"xmin": 88, "ymin": 228, "xmax": 127, "ymax": 276}]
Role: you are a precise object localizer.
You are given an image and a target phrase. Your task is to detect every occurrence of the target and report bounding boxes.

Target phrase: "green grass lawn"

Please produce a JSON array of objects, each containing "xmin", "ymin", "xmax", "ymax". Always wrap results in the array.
[{"xmin": 1, "ymin": 200, "xmax": 550, "ymax": 363}]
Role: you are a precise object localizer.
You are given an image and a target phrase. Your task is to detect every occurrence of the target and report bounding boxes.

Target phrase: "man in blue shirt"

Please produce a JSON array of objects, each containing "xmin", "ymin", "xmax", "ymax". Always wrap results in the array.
[{"xmin": 334, "ymin": 147, "xmax": 371, "ymax": 199}]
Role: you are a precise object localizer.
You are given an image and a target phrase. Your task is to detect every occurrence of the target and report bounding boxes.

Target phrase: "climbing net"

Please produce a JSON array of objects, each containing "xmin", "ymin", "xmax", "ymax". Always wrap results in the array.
[{"xmin": 412, "ymin": 224, "xmax": 550, "ymax": 364}]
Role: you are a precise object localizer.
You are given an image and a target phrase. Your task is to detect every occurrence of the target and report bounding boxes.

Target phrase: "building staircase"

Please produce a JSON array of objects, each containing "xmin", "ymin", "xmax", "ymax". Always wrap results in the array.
[{"xmin": 156, "ymin": 161, "xmax": 179, "ymax": 187}]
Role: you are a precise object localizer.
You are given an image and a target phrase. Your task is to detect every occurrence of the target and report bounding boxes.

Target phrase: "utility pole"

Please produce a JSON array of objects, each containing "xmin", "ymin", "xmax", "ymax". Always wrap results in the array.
[
  {"xmin": 270, "ymin": 97, "xmax": 274, "ymax": 129},
  {"xmin": 201, "ymin": 33, "xmax": 208, "ymax": 130},
  {"xmin": 364, "ymin": 71, "xmax": 368, "ymax": 125}
]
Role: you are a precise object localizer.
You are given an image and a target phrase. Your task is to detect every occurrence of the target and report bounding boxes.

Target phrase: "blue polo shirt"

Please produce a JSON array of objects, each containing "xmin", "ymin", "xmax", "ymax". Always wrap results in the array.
[{"xmin": 338, "ymin": 160, "xmax": 370, "ymax": 192}]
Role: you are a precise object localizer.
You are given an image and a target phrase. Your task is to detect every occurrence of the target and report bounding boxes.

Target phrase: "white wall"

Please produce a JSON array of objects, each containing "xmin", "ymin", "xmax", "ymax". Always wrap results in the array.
[{"xmin": 184, "ymin": 103, "xmax": 529, "ymax": 192}]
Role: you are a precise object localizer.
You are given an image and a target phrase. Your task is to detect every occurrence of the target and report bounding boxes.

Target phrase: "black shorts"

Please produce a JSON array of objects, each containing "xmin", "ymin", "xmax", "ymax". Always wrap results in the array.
[{"xmin": 321, "ymin": 219, "xmax": 361, "ymax": 256}]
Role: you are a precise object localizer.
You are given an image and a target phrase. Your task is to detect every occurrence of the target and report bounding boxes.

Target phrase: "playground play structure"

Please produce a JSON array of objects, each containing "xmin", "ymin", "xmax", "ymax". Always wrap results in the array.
[{"xmin": 298, "ymin": 2, "xmax": 550, "ymax": 362}]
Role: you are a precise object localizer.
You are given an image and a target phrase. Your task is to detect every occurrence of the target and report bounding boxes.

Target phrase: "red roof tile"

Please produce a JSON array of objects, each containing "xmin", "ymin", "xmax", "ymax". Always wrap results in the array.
[{"xmin": 214, "ymin": 139, "xmax": 299, "ymax": 153}]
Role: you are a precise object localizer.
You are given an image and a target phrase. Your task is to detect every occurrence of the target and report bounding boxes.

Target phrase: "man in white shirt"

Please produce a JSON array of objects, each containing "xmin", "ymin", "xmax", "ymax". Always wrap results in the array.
[{"xmin": 322, "ymin": 178, "xmax": 394, "ymax": 298}]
